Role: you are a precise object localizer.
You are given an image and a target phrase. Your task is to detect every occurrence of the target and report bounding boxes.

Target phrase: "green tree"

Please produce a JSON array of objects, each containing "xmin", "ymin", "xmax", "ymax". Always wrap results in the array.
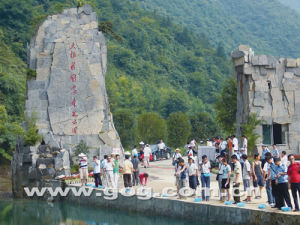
[
  {"xmin": 189, "ymin": 112, "xmax": 219, "ymax": 141},
  {"xmin": 137, "ymin": 112, "xmax": 167, "ymax": 144},
  {"xmin": 0, "ymin": 105, "xmax": 24, "ymax": 161},
  {"xmin": 113, "ymin": 109, "xmax": 137, "ymax": 149},
  {"xmin": 162, "ymin": 91, "xmax": 189, "ymax": 117},
  {"xmin": 241, "ymin": 113, "xmax": 262, "ymax": 155},
  {"xmin": 23, "ymin": 112, "xmax": 42, "ymax": 146},
  {"xmin": 74, "ymin": 140, "xmax": 89, "ymax": 156},
  {"xmin": 215, "ymin": 78, "xmax": 237, "ymax": 134},
  {"xmin": 167, "ymin": 112, "xmax": 191, "ymax": 147}
]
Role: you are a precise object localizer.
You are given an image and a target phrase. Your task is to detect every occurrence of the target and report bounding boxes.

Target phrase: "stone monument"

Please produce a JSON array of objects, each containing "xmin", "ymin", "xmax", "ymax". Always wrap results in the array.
[
  {"xmin": 11, "ymin": 5, "xmax": 123, "ymax": 197},
  {"xmin": 232, "ymin": 45, "xmax": 300, "ymax": 154}
]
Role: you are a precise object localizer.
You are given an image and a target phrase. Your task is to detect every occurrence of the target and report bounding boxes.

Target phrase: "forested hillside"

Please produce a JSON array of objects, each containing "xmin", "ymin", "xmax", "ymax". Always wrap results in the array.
[
  {"xmin": 136, "ymin": 0, "xmax": 300, "ymax": 57},
  {"xmin": 0, "ymin": 0, "xmax": 231, "ymax": 156},
  {"xmin": 279, "ymin": 0, "xmax": 300, "ymax": 13}
]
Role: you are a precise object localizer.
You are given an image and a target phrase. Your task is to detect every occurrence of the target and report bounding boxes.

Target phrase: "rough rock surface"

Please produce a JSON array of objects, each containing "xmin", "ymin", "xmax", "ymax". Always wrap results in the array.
[
  {"xmin": 12, "ymin": 5, "xmax": 123, "ymax": 197},
  {"xmin": 232, "ymin": 45, "xmax": 300, "ymax": 154}
]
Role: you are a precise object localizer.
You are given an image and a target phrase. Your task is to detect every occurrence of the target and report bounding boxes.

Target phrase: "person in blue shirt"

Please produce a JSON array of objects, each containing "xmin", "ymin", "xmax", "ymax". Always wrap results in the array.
[
  {"xmin": 274, "ymin": 158, "xmax": 292, "ymax": 209},
  {"xmin": 261, "ymin": 145, "xmax": 270, "ymax": 168},
  {"xmin": 267, "ymin": 156, "xmax": 280, "ymax": 208},
  {"xmin": 272, "ymin": 144, "xmax": 280, "ymax": 159}
]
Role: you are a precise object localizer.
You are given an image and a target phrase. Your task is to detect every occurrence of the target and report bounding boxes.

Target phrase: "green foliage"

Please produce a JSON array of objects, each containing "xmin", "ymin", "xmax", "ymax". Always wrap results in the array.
[
  {"xmin": 167, "ymin": 112, "xmax": 191, "ymax": 148},
  {"xmin": 137, "ymin": 0, "xmax": 300, "ymax": 58},
  {"xmin": 74, "ymin": 140, "xmax": 89, "ymax": 156},
  {"xmin": 71, "ymin": 164, "xmax": 79, "ymax": 173},
  {"xmin": 137, "ymin": 112, "xmax": 167, "ymax": 144},
  {"xmin": 113, "ymin": 109, "xmax": 137, "ymax": 148},
  {"xmin": 0, "ymin": 105, "xmax": 24, "ymax": 160},
  {"xmin": 26, "ymin": 68, "xmax": 37, "ymax": 80},
  {"xmin": 189, "ymin": 112, "xmax": 219, "ymax": 141},
  {"xmin": 215, "ymin": 78, "xmax": 237, "ymax": 135},
  {"xmin": 23, "ymin": 112, "xmax": 42, "ymax": 146},
  {"xmin": 241, "ymin": 114, "xmax": 262, "ymax": 155},
  {"xmin": 98, "ymin": 21, "xmax": 123, "ymax": 42}
]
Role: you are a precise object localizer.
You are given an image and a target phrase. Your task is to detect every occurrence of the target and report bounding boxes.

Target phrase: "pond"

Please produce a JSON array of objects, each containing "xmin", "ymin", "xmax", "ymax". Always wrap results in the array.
[{"xmin": 0, "ymin": 199, "xmax": 218, "ymax": 225}]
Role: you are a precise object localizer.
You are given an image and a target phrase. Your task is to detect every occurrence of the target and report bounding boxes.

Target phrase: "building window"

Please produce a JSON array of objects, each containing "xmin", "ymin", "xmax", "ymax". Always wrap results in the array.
[{"xmin": 262, "ymin": 124, "xmax": 288, "ymax": 145}]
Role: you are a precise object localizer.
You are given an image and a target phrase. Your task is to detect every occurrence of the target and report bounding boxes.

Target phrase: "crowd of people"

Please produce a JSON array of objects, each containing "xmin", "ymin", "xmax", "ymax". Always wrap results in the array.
[
  {"xmin": 77, "ymin": 141, "xmax": 154, "ymax": 190},
  {"xmin": 173, "ymin": 136, "xmax": 300, "ymax": 212},
  {"xmin": 77, "ymin": 137, "xmax": 300, "ymax": 212}
]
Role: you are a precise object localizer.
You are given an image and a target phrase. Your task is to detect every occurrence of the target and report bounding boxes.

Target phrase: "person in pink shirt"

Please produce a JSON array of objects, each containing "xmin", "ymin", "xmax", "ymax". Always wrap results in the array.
[{"xmin": 139, "ymin": 172, "xmax": 149, "ymax": 186}]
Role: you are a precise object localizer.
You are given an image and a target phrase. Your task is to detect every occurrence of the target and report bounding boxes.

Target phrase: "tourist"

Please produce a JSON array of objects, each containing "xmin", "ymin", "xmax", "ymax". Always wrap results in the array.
[
  {"xmin": 231, "ymin": 154, "xmax": 242, "ymax": 204},
  {"xmin": 132, "ymin": 145, "xmax": 138, "ymax": 157},
  {"xmin": 219, "ymin": 138, "xmax": 227, "ymax": 157},
  {"xmin": 267, "ymin": 156, "xmax": 280, "ymax": 208},
  {"xmin": 241, "ymin": 135, "xmax": 248, "ymax": 155},
  {"xmin": 172, "ymin": 148, "xmax": 182, "ymax": 167},
  {"xmin": 220, "ymin": 158, "xmax": 231, "ymax": 202},
  {"xmin": 232, "ymin": 135, "xmax": 239, "ymax": 155},
  {"xmin": 227, "ymin": 137, "xmax": 233, "ymax": 158},
  {"xmin": 131, "ymin": 153, "xmax": 140, "ymax": 186},
  {"xmin": 93, "ymin": 156, "xmax": 102, "ymax": 188},
  {"xmin": 262, "ymin": 153, "xmax": 275, "ymax": 206},
  {"xmin": 281, "ymin": 151, "xmax": 288, "ymax": 167},
  {"xmin": 252, "ymin": 154, "xmax": 264, "ymax": 198},
  {"xmin": 175, "ymin": 158, "xmax": 187, "ymax": 199},
  {"xmin": 122, "ymin": 154, "xmax": 133, "ymax": 188},
  {"xmin": 217, "ymin": 155, "xmax": 224, "ymax": 200},
  {"xmin": 143, "ymin": 144, "xmax": 151, "ymax": 168},
  {"xmin": 78, "ymin": 153, "xmax": 88, "ymax": 186},
  {"xmin": 101, "ymin": 155, "xmax": 108, "ymax": 188},
  {"xmin": 139, "ymin": 172, "xmax": 149, "ymax": 186},
  {"xmin": 157, "ymin": 139, "xmax": 166, "ymax": 159},
  {"xmin": 188, "ymin": 146, "xmax": 194, "ymax": 157},
  {"xmin": 261, "ymin": 145, "xmax": 270, "ymax": 168},
  {"xmin": 113, "ymin": 154, "xmax": 120, "ymax": 188},
  {"xmin": 199, "ymin": 155, "xmax": 211, "ymax": 201},
  {"xmin": 272, "ymin": 144, "xmax": 280, "ymax": 159},
  {"xmin": 274, "ymin": 158, "xmax": 292, "ymax": 209},
  {"xmin": 241, "ymin": 154, "xmax": 252, "ymax": 202},
  {"xmin": 104, "ymin": 156, "xmax": 115, "ymax": 188},
  {"xmin": 288, "ymin": 154, "xmax": 300, "ymax": 212},
  {"xmin": 187, "ymin": 157, "xmax": 198, "ymax": 194}
]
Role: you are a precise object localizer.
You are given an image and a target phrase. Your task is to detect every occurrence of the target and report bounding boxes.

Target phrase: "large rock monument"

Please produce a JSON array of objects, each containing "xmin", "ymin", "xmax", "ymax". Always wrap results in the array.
[
  {"xmin": 12, "ymin": 5, "xmax": 123, "ymax": 197},
  {"xmin": 232, "ymin": 45, "xmax": 300, "ymax": 155}
]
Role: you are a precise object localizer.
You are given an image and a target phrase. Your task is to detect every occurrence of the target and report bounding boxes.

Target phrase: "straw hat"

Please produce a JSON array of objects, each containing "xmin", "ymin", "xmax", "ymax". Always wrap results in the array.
[{"xmin": 78, "ymin": 153, "xmax": 86, "ymax": 157}]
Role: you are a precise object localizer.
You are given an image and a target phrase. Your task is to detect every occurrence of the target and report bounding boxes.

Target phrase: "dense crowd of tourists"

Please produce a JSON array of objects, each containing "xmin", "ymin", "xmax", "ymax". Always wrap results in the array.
[
  {"xmin": 173, "ymin": 137, "xmax": 300, "ymax": 212},
  {"xmin": 77, "ymin": 137, "xmax": 300, "ymax": 213}
]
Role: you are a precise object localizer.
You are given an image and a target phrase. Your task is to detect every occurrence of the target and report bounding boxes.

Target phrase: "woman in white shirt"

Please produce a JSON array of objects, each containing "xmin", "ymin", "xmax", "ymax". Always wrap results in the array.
[{"xmin": 199, "ymin": 155, "xmax": 211, "ymax": 201}]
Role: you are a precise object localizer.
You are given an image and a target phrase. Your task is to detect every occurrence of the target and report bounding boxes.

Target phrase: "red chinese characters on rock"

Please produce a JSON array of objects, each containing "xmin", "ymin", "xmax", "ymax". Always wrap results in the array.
[{"xmin": 69, "ymin": 42, "xmax": 78, "ymax": 134}]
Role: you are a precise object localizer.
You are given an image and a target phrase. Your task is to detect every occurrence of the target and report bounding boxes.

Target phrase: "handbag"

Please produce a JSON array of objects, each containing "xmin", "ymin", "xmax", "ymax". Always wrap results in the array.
[{"xmin": 216, "ymin": 174, "xmax": 220, "ymax": 181}]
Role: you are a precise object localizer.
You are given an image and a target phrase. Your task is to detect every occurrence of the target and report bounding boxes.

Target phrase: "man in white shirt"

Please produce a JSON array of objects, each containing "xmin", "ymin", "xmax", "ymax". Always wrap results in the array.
[
  {"xmin": 262, "ymin": 152, "xmax": 275, "ymax": 206},
  {"xmin": 104, "ymin": 156, "xmax": 115, "ymax": 188},
  {"xmin": 241, "ymin": 135, "xmax": 248, "ymax": 155},
  {"xmin": 199, "ymin": 155, "xmax": 211, "ymax": 201},
  {"xmin": 281, "ymin": 151, "xmax": 289, "ymax": 167},
  {"xmin": 132, "ymin": 145, "xmax": 138, "ymax": 156},
  {"xmin": 187, "ymin": 157, "xmax": 198, "ymax": 192},
  {"xmin": 172, "ymin": 148, "xmax": 182, "ymax": 167},
  {"xmin": 143, "ymin": 144, "xmax": 152, "ymax": 168},
  {"xmin": 157, "ymin": 139, "xmax": 166, "ymax": 159},
  {"xmin": 241, "ymin": 154, "xmax": 252, "ymax": 202},
  {"xmin": 232, "ymin": 135, "xmax": 239, "ymax": 153}
]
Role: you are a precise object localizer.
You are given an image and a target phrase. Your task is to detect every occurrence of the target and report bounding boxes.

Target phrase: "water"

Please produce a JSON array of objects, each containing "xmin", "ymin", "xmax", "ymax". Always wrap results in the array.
[{"xmin": 0, "ymin": 199, "xmax": 214, "ymax": 225}]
